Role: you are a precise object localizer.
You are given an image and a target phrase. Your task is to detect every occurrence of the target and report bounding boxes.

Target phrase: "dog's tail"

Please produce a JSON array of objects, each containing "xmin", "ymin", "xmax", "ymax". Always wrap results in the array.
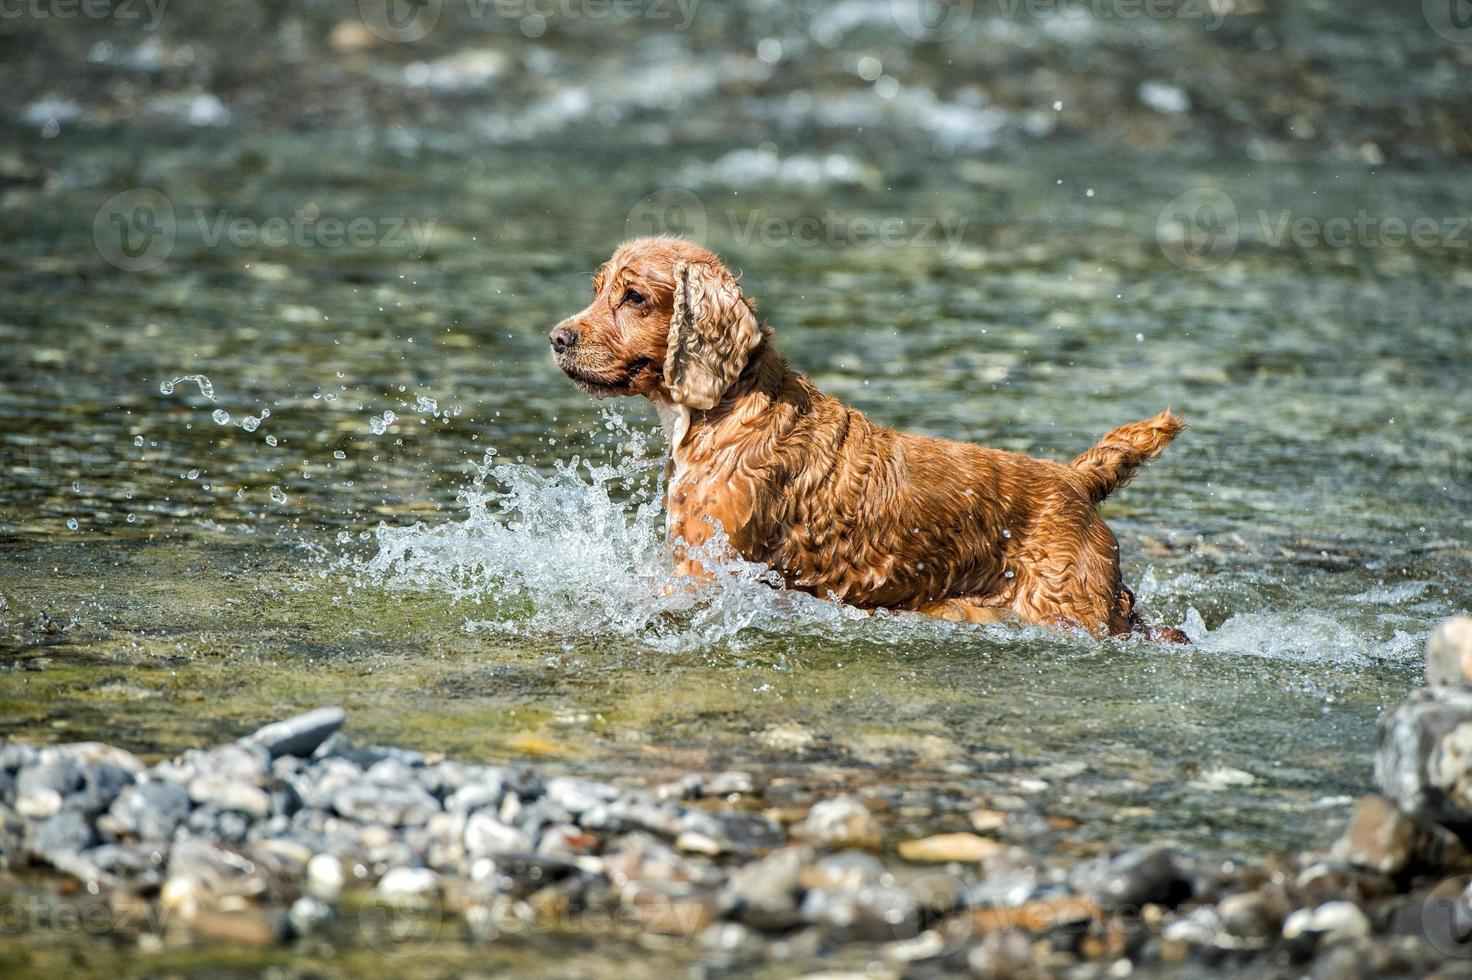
[{"xmin": 1070, "ymin": 409, "xmax": 1186, "ymax": 505}]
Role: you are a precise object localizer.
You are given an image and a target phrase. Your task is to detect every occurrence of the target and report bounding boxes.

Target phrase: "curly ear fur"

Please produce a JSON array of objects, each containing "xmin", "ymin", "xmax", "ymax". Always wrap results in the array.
[{"xmin": 665, "ymin": 260, "xmax": 761, "ymax": 411}]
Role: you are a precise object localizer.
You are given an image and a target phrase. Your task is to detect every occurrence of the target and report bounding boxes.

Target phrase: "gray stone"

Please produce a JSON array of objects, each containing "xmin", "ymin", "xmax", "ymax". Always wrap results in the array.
[
  {"xmin": 543, "ymin": 776, "xmax": 619, "ymax": 814},
  {"xmin": 802, "ymin": 795, "xmax": 882, "ymax": 851},
  {"xmin": 678, "ymin": 809, "xmax": 785, "ymax": 856},
  {"xmin": 188, "ymin": 777, "xmax": 271, "ymax": 819},
  {"xmin": 728, "ymin": 846, "xmax": 807, "ymax": 931},
  {"xmin": 800, "ymin": 882, "xmax": 923, "ymax": 941},
  {"xmin": 464, "ymin": 811, "xmax": 534, "ymax": 857},
  {"xmin": 1075, "ymin": 845, "xmax": 1190, "ymax": 910},
  {"xmin": 332, "ymin": 781, "xmax": 440, "ymax": 827},
  {"xmin": 105, "ymin": 778, "xmax": 192, "ymax": 842},
  {"xmin": 241, "ymin": 707, "xmax": 346, "ymax": 759},
  {"xmin": 30, "ymin": 809, "xmax": 94, "ymax": 862},
  {"xmin": 1375, "ymin": 687, "xmax": 1472, "ymax": 826}
]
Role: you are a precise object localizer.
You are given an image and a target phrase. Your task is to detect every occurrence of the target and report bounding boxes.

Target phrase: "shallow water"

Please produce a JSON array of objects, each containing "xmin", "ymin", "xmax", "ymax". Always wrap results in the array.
[{"xmin": 2, "ymin": 125, "xmax": 1469, "ymax": 893}]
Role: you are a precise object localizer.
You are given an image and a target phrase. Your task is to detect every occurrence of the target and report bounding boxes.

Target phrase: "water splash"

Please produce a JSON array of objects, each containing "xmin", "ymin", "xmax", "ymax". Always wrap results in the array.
[
  {"xmin": 159, "ymin": 374, "xmax": 216, "ymax": 401},
  {"xmin": 356, "ymin": 410, "xmax": 894, "ymax": 652}
]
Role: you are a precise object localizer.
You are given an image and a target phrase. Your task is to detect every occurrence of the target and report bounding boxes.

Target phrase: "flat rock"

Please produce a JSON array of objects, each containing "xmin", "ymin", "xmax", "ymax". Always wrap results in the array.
[
  {"xmin": 1332, "ymin": 795, "xmax": 1421, "ymax": 875},
  {"xmin": 897, "ymin": 833, "xmax": 1002, "ymax": 863},
  {"xmin": 241, "ymin": 707, "xmax": 346, "ymax": 759}
]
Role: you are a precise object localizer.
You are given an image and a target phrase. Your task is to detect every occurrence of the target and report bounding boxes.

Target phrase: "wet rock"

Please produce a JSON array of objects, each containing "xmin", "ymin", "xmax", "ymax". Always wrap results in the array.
[
  {"xmin": 580, "ymin": 796, "xmax": 683, "ymax": 838},
  {"xmin": 802, "ymin": 795, "xmax": 882, "ymax": 852},
  {"xmin": 543, "ymin": 776, "xmax": 619, "ymax": 815},
  {"xmin": 165, "ymin": 837, "xmax": 269, "ymax": 906},
  {"xmin": 800, "ymin": 882, "xmax": 923, "ymax": 941},
  {"xmin": 536, "ymin": 823, "xmax": 599, "ymax": 857},
  {"xmin": 288, "ymin": 895, "xmax": 334, "ymax": 935},
  {"xmin": 1282, "ymin": 900, "xmax": 1370, "ymax": 942},
  {"xmin": 802, "ymin": 850, "xmax": 886, "ymax": 893},
  {"xmin": 678, "ymin": 809, "xmax": 785, "ymax": 856},
  {"xmin": 29, "ymin": 808, "xmax": 94, "ymax": 862},
  {"xmin": 707, "ymin": 771, "xmax": 757, "ymax": 796},
  {"xmin": 464, "ymin": 811, "xmax": 534, "ymax": 857},
  {"xmin": 1075, "ymin": 846, "xmax": 1191, "ymax": 911},
  {"xmin": 728, "ymin": 846, "xmax": 806, "ymax": 931},
  {"xmin": 622, "ymin": 879, "xmax": 720, "ymax": 937},
  {"xmin": 188, "ymin": 776, "xmax": 271, "ymax": 819},
  {"xmin": 898, "ymin": 833, "xmax": 1002, "ymax": 864},
  {"xmin": 1331, "ymin": 795, "xmax": 1421, "ymax": 875},
  {"xmin": 104, "ymin": 778, "xmax": 192, "ymax": 842},
  {"xmin": 240, "ymin": 707, "xmax": 346, "ymax": 759},
  {"xmin": 1217, "ymin": 890, "xmax": 1281, "ymax": 940},
  {"xmin": 332, "ymin": 781, "xmax": 439, "ymax": 827},
  {"xmin": 376, "ymin": 865, "xmax": 439, "ymax": 899},
  {"xmin": 965, "ymin": 929, "xmax": 1039, "ymax": 978},
  {"xmin": 446, "ymin": 782, "xmax": 503, "ymax": 815},
  {"xmin": 1374, "ymin": 687, "xmax": 1472, "ymax": 826},
  {"xmin": 306, "ymin": 853, "xmax": 345, "ymax": 900},
  {"xmin": 1426, "ymin": 617, "xmax": 1472, "ymax": 688}
]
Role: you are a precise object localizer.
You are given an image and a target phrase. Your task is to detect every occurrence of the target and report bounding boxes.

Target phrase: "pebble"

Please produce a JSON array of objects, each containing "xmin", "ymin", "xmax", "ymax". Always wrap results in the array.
[
  {"xmin": 1282, "ymin": 901, "xmax": 1370, "ymax": 942},
  {"xmin": 464, "ymin": 811, "xmax": 535, "ymax": 857},
  {"xmin": 1332, "ymin": 794, "xmax": 1420, "ymax": 875},
  {"xmin": 802, "ymin": 796, "xmax": 883, "ymax": 852},
  {"xmin": 897, "ymin": 833, "xmax": 1002, "ymax": 863},
  {"xmin": 376, "ymin": 865, "xmax": 438, "ymax": 899},
  {"xmin": 305, "ymin": 853, "xmax": 345, "ymax": 900},
  {"xmin": 1426, "ymin": 617, "xmax": 1472, "ymax": 688},
  {"xmin": 0, "ymin": 699, "xmax": 1463, "ymax": 972}
]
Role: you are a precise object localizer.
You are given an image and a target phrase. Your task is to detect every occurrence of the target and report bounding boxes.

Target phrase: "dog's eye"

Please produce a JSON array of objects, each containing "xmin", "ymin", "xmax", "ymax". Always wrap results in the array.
[{"xmin": 623, "ymin": 288, "xmax": 645, "ymax": 307}]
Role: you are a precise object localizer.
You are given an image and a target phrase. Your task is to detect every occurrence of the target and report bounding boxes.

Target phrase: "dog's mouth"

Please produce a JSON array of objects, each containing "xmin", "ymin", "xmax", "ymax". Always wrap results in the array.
[{"xmin": 558, "ymin": 358, "xmax": 658, "ymax": 398}]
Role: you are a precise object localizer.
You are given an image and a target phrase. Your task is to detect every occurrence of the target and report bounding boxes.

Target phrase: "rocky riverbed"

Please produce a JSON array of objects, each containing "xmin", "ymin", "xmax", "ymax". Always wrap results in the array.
[{"xmin": 3, "ymin": 619, "xmax": 1472, "ymax": 977}]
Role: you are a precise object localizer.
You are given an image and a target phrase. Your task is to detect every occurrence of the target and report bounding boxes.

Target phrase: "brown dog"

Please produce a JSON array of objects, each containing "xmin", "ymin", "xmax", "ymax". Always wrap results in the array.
[{"xmin": 550, "ymin": 236, "xmax": 1185, "ymax": 638}]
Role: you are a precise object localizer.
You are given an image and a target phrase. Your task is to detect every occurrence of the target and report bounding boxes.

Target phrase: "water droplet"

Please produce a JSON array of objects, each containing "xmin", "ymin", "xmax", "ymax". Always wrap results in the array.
[
  {"xmin": 133, "ymin": 435, "xmax": 144, "ymax": 447},
  {"xmin": 240, "ymin": 415, "xmax": 262, "ymax": 432},
  {"xmin": 211, "ymin": 409, "xmax": 231, "ymax": 425},
  {"xmin": 159, "ymin": 374, "xmax": 216, "ymax": 401},
  {"xmin": 269, "ymin": 486, "xmax": 287, "ymax": 504},
  {"xmin": 66, "ymin": 518, "xmax": 78, "ymax": 530},
  {"xmin": 333, "ymin": 450, "xmax": 347, "ymax": 459},
  {"xmin": 186, "ymin": 468, "xmax": 199, "ymax": 480},
  {"xmin": 265, "ymin": 435, "xmax": 278, "ymax": 447},
  {"xmin": 1004, "ymin": 569, "xmax": 1015, "ymax": 579}
]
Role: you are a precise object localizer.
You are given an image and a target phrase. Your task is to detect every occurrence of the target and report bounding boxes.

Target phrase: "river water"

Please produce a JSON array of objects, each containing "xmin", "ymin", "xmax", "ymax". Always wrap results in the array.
[{"xmin": 1, "ymin": 4, "xmax": 1469, "ymax": 972}]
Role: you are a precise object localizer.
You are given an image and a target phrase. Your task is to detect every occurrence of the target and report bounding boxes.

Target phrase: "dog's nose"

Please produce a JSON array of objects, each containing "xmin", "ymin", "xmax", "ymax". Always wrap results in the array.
[{"xmin": 549, "ymin": 326, "xmax": 578, "ymax": 355}]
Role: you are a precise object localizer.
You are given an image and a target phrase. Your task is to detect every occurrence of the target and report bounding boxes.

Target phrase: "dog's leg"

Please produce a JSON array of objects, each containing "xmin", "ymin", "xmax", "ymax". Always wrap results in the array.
[{"xmin": 918, "ymin": 597, "xmax": 1016, "ymax": 625}]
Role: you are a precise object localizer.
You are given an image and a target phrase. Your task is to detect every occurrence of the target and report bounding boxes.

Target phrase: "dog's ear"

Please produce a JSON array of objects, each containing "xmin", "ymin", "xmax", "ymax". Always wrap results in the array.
[{"xmin": 665, "ymin": 260, "xmax": 762, "ymax": 410}]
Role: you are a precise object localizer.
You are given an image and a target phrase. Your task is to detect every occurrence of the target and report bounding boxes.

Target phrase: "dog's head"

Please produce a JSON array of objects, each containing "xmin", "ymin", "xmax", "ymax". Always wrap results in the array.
[{"xmin": 549, "ymin": 237, "xmax": 763, "ymax": 410}]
